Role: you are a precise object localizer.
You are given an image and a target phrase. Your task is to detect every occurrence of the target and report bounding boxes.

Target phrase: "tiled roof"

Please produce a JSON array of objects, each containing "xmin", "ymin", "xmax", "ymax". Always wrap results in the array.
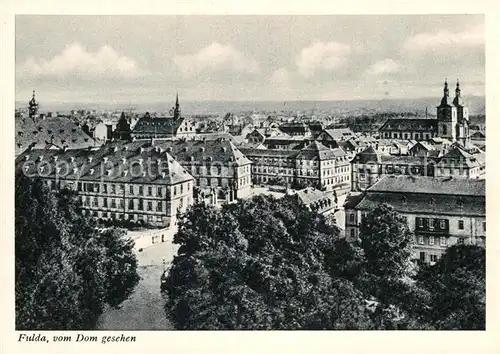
[
  {"xmin": 296, "ymin": 141, "xmax": 340, "ymax": 160},
  {"xmin": 295, "ymin": 187, "xmax": 332, "ymax": 205},
  {"xmin": 379, "ymin": 155, "xmax": 435, "ymax": 165},
  {"xmin": 153, "ymin": 139, "xmax": 252, "ymax": 166},
  {"xmin": 368, "ymin": 175, "xmax": 485, "ymax": 197},
  {"xmin": 343, "ymin": 192, "xmax": 364, "ymax": 209},
  {"xmin": 15, "ymin": 117, "xmax": 98, "ymax": 156},
  {"xmin": 132, "ymin": 117, "xmax": 190, "ymax": 136},
  {"xmin": 278, "ymin": 122, "xmax": 310, "ymax": 134},
  {"xmin": 352, "ymin": 146, "xmax": 381, "ymax": 164},
  {"xmin": 239, "ymin": 148, "xmax": 298, "ymax": 159},
  {"xmin": 321, "ymin": 128, "xmax": 355, "ymax": 141},
  {"xmin": 356, "ymin": 191, "xmax": 484, "ymax": 217},
  {"xmin": 15, "ymin": 143, "xmax": 193, "ymax": 185},
  {"xmin": 436, "ymin": 146, "xmax": 481, "ymax": 168},
  {"xmin": 379, "ymin": 118, "xmax": 437, "ymax": 132}
]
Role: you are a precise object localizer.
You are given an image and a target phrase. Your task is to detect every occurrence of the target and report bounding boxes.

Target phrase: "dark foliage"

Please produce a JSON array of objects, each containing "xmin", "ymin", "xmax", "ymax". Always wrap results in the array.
[
  {"xmin": 164, "ymin": 195, "xmax": 373, "ymax": 329},
  {"xmin": 15, "ymin": 175, "xmax": 140, "ymax": 330}
]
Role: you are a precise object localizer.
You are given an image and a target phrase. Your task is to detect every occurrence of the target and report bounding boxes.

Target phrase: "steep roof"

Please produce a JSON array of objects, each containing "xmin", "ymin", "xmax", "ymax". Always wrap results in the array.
[
  {"xmin": 368, "ymin": 175, "xmax": 485, "ymax": 197},
  {"xmin": 320, "ymin": 128, "xmax": 355, "ymax": 141},
  {"xmin": 343, "ymin": 192, "xmax": 364, "ymax": 209},
  {"xmin": 132, "ymin": 117, "xmax": 190, "ymax": 136},
  {"xmin": 295, "ymin": 187, "xmax": 331, "ymax": 205},
  {"xmin": 153, "ymin": 139, "xmax": 252, "ymax": 166},
  {"xmin": 352, "ymin": 146, "xmax": 381, "ymax": 164},
  {"xmin": 15, "ymin": 117, "xmax": 98, "ymax": 156},
  {"xmin": 437, "ymin": 146, "xmax": 480, "ymax": 168},
  {"xmin": 239, "ymin": 148, "xmax": 298, "ymax": 159},
  {"xmin": 16, "ymin": 144, "xmax": 193, "ymax": 185},
  {"xmin": 295, "ymin": 141, "xmax": 340, "ymax": 160}
]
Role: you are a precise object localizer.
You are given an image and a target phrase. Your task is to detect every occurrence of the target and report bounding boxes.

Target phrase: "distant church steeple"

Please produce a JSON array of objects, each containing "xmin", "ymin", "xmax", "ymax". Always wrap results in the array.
[
  {"xmin": 173, "ymin": 93, "xmax": 181, "ymax": 120},
  {"xmin": 29, "ymin": 90, "xmax": 39, "ymax": 119},
  {"xmin": 443, "ymin": 79, "xmax": 449, "ymax": 97}
]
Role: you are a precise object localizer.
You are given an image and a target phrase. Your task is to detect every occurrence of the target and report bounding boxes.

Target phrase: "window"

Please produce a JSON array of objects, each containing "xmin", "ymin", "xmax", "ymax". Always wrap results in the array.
[
  {"xmin": 103, "ymin": 184, "xmax": 108, "ymax": 193},
  {"xmin": 103, "ymin": 198, "xmax": 108, "ymax": 208},
  {"xmin": 130, "ymin": 185, "xmax": 134, "ymax": 194},
  {"xmin": 78, "ymin": 182, "xmax": 82, "ymax": 191},
  {"xmin": 483, "ymin": 222, "xmax": 486, "ymax": 232},
  {"xmin": 418, "ymin": 218, "xmax": 423, "ymax": 227},
  {"xmin": 419, "ymin": 252, "xmax": 426, "ymax": 262},
  {"xmin": 418, "ymin": 236, "xmax": 424, "ymax": 245},
  {"xmin": 349, "ymin": 214, "xmax": 355, "ymax": 222},
  {"xmin": 188, "ymin": 183, "xmax": 191, "ymax": 191},
  {"xmin": 157, "ymin": 187, "xmax": 162, "ymax": 197},
  {"xmin": 95, "ymin": 183, "xmax": 100, "ymax": 193},
  {"xmin": 139, "ymin": 186, "xmax": 143, "ymax": 195},
  {"xmin": 350, "ymin": 229, "xmax": 355, "ymax": 239},
  {"xmin": 429, "ymin": 236, "xmax": 435, "ymax": 245},
  {"xmin": 148, "ymin": 186, "xmax": 153, "ymax": 196},
  {"xmin": 157, "ymin": 202, "xmax": 163, "ymax": 212},
  {"xmin": 179, "ymin": 197, "xmax": 184, "ymax": 208},
  {"xmin": 93, "ymin": 197, "xmax": 98, "ymax": 207},
  {"xmin": 402, "ymin": 216, "xmax": 408, "ymax": 223},
  {"xmin": 402, "ymin": 196, "xmax": 407, "ymax": 205},
  {"xmin": 440, "ymin": 237, "xmax": 447, "ymax": 247},
  {"xmin": 147, "ymin": 201, "xmax": 152, "ymax": 211},
  {"xmin": 430, "ymin": 198, "xmax": 435, "ymax": 207},
  {"xmin": 458, "ymin": 237, "xmax": 465, "ymax": 245},
  {"xmin": 129, "ymin": 200, "xmax": 134, "ymax": 210},
  {"xmin": 111, "ymin": 184, "xmax": 116, "ymax": 194},
  {"xmin": 111, "ymin": 199, "xmax": 116, "ymax": 208},
  {"xmin": 180, "ymin": 184, "xmax": 184, "ymax": 193},
  {"xmin": 173, "ymin": 186, "xmax": 177, "ymax": 196},
  {"xmin": 119, "ymin": 199, "xmax": 124, "ymax": 209},
  {"xmin": 458, "ymin": 220, "xmax": 464, "ymax": 230},
  {"xmin": 138, "ymin": 199, "xmax": 143, "ymax": 210},
  {"xmin": 440, "ymin": 219, "xmax": 446, "ymax": 229},
  {"xmin": 429, "ymin": 254, "xmax": 438, "ymax": 263}
]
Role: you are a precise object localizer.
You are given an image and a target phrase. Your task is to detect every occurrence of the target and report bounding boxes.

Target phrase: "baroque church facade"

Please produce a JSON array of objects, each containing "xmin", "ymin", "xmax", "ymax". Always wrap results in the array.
[{"xmin": 379, "ymin": 79, "xmax": 470, "ymax": 144}]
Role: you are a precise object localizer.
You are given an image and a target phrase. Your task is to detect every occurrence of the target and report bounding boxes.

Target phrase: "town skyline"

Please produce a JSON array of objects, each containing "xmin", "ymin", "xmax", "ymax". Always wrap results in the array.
[{"xmin": 16, "ymin": 15, "xmax": 484, "ymax": 103}]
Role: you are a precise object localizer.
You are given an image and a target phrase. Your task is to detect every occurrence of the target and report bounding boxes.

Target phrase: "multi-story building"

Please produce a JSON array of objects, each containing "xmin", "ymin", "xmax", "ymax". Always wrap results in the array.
[
  {"xmin": 242, "ymin": 141, "xmax": 352, "ymax": 195},
  {"xmin": 315, "ymin": 128, "xmax": 355, "ymax": 148},
  {"xmin": 152, "ymin": 139, "xmax": 253, "ymax": 202},
  {"xmin": 344, "ymin": 175, "xmax": 485, "ymax": 264},
  {"xmin": 350, "ymin": 146, "xmax": 435, "ymax": 191},
  {"xmin": 292, "ymin": 187, "xmax": 337, "ymax": 215},
  {"xmin": 434, "ymin": 145, "xmax": 485, "ymax": 179},
  {"xmin": 238, "ymin": 148, "xmax": 296, "ymax": 185},
  {"xmin": 16, "ymin": 141, "xmax": 195, "ymax": 228}
]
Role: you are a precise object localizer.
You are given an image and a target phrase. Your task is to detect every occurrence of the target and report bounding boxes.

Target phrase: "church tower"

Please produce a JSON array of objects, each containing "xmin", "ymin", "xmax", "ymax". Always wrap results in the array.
[
  {"xmin": 452, "ymin": 80, "xmax": 470, "ymax": 145},
  {"xmin": 29, "ymin": 90, "xmax": 39, "ymax": 119},
  {"xmin": 437, "ymin": 79, "xmax": 458, "ymax": 141}
]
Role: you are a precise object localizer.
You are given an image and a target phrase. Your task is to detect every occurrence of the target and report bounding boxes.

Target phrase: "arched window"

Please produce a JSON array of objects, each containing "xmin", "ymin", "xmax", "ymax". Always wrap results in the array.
[{"xmin": 442, "ymin": 124, "xmax": 447, "ymax": 135}]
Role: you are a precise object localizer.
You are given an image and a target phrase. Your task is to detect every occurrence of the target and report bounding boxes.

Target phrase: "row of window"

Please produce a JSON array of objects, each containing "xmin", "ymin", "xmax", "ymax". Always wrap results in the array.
[
  {"xmin": 78, "ymin": 181, "xmax": 190, "ymax": 197},
  {"xmin": 417, "ymin": 235, "xmax": 448, "ymax": 247},
  {"xmin": 83, "ymin": 210, "xmax": 164, "ymax": 223}
]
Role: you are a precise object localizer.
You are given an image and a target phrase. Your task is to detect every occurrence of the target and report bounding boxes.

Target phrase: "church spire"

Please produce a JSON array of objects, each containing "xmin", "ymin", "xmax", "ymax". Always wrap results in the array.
[
  {"xmin": 443, "ymin": 78, "xmax": 449, "ymax": 96},
  {"xmin": 29, "ymin": 89, "xmax": 39, "ymax": 119},
  {"xmin": 455, "ymin": 79, "xmax": 461, "ymax": 97},
  {"xmin": 173, "ymin": 93, "xmax": 181, "ymax": 120}
]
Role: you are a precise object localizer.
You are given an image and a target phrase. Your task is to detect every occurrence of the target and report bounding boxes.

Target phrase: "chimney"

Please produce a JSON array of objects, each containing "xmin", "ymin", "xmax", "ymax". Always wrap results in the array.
[
  {"xmin": 88, "ymin": 156, "xmax": 93, "ymax": 163},
  {"xmin": 90, "ymin": 168, "xmax": 95, "ymax": 175},
  {"xmin": 123, "ymin": 170, "xmax": 129, "ymax": 177},
  {"xmin": 106, "ymin": 169, "xmax": 112, "ymax": 176}
]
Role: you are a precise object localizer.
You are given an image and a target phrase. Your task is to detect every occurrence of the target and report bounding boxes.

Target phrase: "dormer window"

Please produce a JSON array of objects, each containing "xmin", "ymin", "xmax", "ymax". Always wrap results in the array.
[
  {"xmin": 402, "ymin": 196, "xmax": 407, "ymax": 205},
  {"xmin": 457, "ymin": 198, "xmax": 464, "ymax": 208},
  {"xmin": 430, "ymin": 198, "xmax": 435, "ymax": 206}
]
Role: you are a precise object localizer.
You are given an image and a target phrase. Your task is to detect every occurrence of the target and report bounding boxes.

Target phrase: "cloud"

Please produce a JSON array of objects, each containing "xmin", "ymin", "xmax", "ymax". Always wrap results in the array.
[
  {"xmin": 172, "ymin": 42, "xmax": 259, "ymax": 77},
  {"xmin": 17, "ymin": 43, "xmax": 145, "ymax": 79},
  {"xmin": 402, "ymin": 23, "xmax": 484, "ymax": 52},
  {"xmin": 296, "ymin": 41, "xmax": 352, "ymax": 78},
  {"xmin": 269, "ymin": 67, "xmax": 291, "ymax": 85},
  {"xmin": 365, "ymin": 59, "xmax": 399, "ymax": 76}
]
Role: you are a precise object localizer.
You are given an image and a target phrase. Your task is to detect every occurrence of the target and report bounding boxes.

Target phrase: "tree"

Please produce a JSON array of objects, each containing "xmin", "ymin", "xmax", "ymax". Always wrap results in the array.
[
  {"xmin": 164, "ymin": 195, "xmax": 373, "ymax": 330},
  {"xmin": 359, "ymin": 203, "xmax": 414, "ymax": 282},
  {"xmin": 15, "ymin": 175, "xmax": 140, "ymax": 329},
  {"xmin": 416, "ymin": 244, "xmax": 485, "ymax": 330}
]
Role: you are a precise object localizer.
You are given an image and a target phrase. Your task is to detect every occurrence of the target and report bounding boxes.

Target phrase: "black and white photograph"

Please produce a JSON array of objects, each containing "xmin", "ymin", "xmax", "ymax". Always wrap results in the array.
[{"xmin": 9, "ymin": 12, "xmax": 490, "ymax": 335}]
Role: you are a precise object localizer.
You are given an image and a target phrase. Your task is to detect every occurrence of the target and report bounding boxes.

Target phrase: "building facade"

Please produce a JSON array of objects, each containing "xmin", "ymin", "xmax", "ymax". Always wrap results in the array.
[
  {"xmin": 16, "ymin": 142, "xmax": 195, "ymax": 228},
  {"xmin": 344, "ymin": 175, "xmax": 485, "ymax": 264}
]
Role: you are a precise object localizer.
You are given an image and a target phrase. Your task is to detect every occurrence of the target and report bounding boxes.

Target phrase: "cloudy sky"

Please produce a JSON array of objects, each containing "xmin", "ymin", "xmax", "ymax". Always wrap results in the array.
[{"xmin": 15, "ymin": 15, "xmax": 484, "ymax": 103}]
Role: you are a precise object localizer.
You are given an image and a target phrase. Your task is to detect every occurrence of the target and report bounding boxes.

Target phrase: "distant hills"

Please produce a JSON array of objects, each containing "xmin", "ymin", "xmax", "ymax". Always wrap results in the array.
[{"xmin": 15, "ymin": 96, "xmax": 485, "ymax": 116}]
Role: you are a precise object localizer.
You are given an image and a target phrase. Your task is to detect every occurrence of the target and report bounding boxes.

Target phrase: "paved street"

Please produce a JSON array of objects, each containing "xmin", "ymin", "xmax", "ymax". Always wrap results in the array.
[{"xmin": 97, "ymin": 229, "xmax": 179, "ymax": 330}]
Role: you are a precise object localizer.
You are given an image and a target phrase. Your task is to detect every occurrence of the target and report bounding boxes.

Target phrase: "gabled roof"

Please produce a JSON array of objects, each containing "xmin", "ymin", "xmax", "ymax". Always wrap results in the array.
[
  {"xmin": 437, "ymin": 146, "xmax": 480, "ymax": 168},
  {"xmin": 295, "ymin": 187, "xmax": 331, "ymax": 205},
  {"xmin": 15, "ymin": 117, "xmax": 98, "ymax": 156},
  {"xmin": 132, "ymin": 117, "xmax": 189, "ymax": 136},
  {"xmin": 352, "ymin": 146, "xmax": 381, "ymax": 164},
  {"xmin": 295, "ymin": 141, "xmax": 339, "ymax": 160}
]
